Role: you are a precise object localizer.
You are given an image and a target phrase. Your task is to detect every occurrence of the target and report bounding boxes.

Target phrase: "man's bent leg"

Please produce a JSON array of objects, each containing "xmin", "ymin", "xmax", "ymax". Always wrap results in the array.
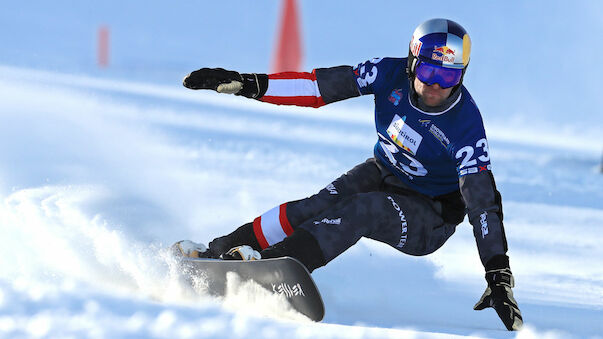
[
  {"xmin": 207, "ymin": 159, "xmax": 383, "ymax": 257},
  {"xmin": 285, "ymin": 159, "xmax": 382, "ymax": 226},
  {"xmin": 367, "ymin": 193, "xmax": 458, "ymax": 256},
  {"xmin": 277, "ymin": 192, "xmax": 458, "ymax": 270},
  {"xmin": 260, "ymin": 192, "xmax": 399, "ymax": 270}
]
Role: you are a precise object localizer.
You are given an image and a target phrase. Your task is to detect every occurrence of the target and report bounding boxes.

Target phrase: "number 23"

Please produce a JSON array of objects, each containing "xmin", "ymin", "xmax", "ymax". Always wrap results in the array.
[{"xmin": 456, "ymin": 138, "xmax": 490, "ymax": 168}]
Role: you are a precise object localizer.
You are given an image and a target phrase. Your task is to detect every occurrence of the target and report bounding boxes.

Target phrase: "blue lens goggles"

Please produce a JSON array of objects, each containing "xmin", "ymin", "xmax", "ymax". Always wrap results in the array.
[{"xmin": 415, "ymin": 61, "xmax": 463, "ymax": 88}]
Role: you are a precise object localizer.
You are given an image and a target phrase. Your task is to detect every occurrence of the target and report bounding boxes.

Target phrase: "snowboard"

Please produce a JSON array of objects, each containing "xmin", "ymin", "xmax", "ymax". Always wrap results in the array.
[{"xmin": 177, "ymin": 256, "xmax": 325, "ymax": 321}]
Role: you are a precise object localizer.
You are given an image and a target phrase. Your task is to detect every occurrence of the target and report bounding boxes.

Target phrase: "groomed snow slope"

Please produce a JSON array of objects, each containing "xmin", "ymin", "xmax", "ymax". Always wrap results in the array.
[{"xmin": 0, "ymin": 66, "xmax": 602, "ymax": 338}]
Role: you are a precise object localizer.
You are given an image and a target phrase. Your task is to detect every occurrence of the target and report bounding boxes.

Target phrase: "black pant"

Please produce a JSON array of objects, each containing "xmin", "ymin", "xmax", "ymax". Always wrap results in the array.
[{"xmin": 243, "ymin": 158, "xmax": 465, "ymax": 268}]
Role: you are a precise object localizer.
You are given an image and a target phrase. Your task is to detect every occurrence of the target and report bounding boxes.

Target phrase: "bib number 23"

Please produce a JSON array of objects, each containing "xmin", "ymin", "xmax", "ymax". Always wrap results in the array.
[{"xmin": 378, "ymin": 132, "xmax": 427, "ymax": 178}]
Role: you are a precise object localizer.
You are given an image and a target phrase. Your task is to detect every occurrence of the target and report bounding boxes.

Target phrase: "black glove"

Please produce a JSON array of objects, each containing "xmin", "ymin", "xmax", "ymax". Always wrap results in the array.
[
  {"xmin": 182, "ymin": 68, "xmax": 268, "ymax": 99},
  {"xmin": 474, "ymin": 268, "xmax": 523, "ymax": 331}
]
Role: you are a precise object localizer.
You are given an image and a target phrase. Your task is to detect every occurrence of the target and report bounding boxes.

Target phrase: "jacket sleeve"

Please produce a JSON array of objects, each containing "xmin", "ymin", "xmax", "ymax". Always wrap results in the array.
[
  {"xmin": 259, "ymin": 66, "xmax": 360, "ymax": 108},
  {"xmin": 459, "ymin": 170, "xmax": 509, "ymax": 269}
]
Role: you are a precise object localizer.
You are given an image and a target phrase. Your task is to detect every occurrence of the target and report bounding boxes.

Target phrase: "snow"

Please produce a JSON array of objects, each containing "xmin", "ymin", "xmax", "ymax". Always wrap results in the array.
[
  {"xmin": 1, "ymin": 65, "xmax": 602, "ymax": 339},
  {"xmin": 1, "ymin": 2, "xmax": 603, "ymax": 338}
]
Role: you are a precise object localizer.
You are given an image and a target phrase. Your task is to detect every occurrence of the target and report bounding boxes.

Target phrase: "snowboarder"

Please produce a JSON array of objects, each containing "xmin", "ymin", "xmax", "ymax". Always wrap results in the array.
[{"xmin": 174, "ymin": 18, "xmax": 523, "ymax": 331}]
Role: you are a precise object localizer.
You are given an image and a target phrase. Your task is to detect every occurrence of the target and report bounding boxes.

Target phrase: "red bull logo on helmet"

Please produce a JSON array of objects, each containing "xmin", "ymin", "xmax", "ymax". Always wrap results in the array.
[
  {"xmin": 410, "ymin": 35, "xmax": 423, "ymax": 57},
  {"xmin": 432, "ymin": 45, "xmax": 456, "ymax": 63},
  {"xmin": 434, "ymin": 46, "xmax": 455, "ymax": 55}
]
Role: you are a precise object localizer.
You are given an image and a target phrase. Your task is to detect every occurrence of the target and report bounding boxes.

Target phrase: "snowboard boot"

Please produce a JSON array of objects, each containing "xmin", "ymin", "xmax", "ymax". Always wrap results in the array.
[
  {"xmin": 220, "ymin": 245, "xmax": 261, "ymax": 261},
  {"xmin": 171, "ymin": 240, "xmax": 213, "ymax": 258},
  {"xmin": 207, "ymin": 222, "xmax": 262, "ymax": 257},
  {"xmin": 260, "ymin": 228, "xmax": 326, "ymax": 272}
]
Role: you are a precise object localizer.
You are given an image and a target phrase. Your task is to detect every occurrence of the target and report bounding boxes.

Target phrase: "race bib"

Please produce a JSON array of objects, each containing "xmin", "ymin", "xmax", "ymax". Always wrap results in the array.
[{"xmin": 386, "ymin": 115, "xmax": 422, "ymax": 155}]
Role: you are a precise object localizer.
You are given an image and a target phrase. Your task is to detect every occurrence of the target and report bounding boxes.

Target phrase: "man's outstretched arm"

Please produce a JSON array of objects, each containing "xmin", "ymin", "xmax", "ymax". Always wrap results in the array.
[{"xmin": 183, "ymin": 66, "xmax": 360, "ymax": 108}]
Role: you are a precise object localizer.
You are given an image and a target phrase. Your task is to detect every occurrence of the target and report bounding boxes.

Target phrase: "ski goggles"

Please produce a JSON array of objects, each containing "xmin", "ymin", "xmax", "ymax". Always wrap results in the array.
[{"xmin": 415, "ymin": 61, "xmax": 463, "ymax": 88}]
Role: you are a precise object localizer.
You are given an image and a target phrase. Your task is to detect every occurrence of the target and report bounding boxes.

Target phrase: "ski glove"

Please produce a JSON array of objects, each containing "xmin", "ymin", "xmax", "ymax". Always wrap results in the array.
[
  {"xmin": 183, "ymin": 68, "xmax": 268, "ymax": 99},
  {"xmin": 474, "ymin": 268, "xmax": 523, "ymax": 331}
]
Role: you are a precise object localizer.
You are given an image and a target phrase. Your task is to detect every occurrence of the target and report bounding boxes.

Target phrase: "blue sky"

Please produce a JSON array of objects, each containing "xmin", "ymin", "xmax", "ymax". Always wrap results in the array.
[{"xmin": 2, "ymin": 1, "xmax": 602, "ymax": 128}]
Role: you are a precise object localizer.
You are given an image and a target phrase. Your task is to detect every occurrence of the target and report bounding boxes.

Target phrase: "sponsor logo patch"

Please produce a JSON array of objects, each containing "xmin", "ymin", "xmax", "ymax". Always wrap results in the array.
[
  {"xmin": 480, "ymin": 211, "xmax": 489, "ymax": 238},
  {"xmin": 313, "ymin": 217, "xmax": 342, "ymax": 225},
  {"xmin": 388, "ymin": 89, "xmax": 403, "ymax": 106},
  {"xmin": 325, "ymin": 183, "xmax": 338, "ymax": 195},
  {"xmin": 418, "ymin": 119, "xmax": 450, "ymax": 149},
  {"xmin": 387, "ymin": 196, "xmax": 408, "ymax": 248},
  {"xmin": 386, "ymin": 115, "xmax": 422, "ymax": 155},
  {"xmin": 459, "ymin": 164, "xmax": 491, "ymax": 176}
]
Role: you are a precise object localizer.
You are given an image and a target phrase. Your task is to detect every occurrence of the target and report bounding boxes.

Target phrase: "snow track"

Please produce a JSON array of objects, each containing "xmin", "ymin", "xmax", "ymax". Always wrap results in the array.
[{"xmin": 1, "ymin": 67, "xmax": 602, "ymax": 338}]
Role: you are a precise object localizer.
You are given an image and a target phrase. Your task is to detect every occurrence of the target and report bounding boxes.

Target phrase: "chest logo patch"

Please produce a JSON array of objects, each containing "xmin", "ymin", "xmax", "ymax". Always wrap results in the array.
[
  {"xmin": 418, "ymin": 119, "xmax": 451, "ymax": 150},
  {"xmin": 388, "ymin": 89, "xmax": 403, "ymax": 106},
  {"xmin": 386, "ymin": 115, "xmax": 422, "ymax": 155}
]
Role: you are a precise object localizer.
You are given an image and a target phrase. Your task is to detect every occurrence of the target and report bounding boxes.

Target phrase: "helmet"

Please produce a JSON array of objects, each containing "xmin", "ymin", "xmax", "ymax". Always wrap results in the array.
[{"xmin": 407, "ymin": 18, "xmax": 471, "ymax": 86}]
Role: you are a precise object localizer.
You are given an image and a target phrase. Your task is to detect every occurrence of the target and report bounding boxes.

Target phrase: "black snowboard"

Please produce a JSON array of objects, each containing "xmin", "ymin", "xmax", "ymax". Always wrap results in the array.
[{"xmin": 177, "ymin": 257, "xmax": 325, "ymax": 321}]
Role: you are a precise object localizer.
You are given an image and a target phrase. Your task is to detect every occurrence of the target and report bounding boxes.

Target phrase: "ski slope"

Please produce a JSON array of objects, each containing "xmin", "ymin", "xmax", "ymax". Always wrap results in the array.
[{"xmin": 1, "ymin": 65, "xmax": 602, "ymax": 338}]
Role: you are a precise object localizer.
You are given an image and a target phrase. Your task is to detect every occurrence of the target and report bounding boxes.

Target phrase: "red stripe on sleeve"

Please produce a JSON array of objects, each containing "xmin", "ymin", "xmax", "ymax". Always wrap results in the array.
[
  {"xmin": 279, "ymin": 203, "xmax": 294, "ymax": 236},
  {"xmin": 252, "ymin": 216, "xmax": 270, "ymax": 249},
  {"xmin": 268, "ymin": 71, "xmax": 317, "ymax": 81},
  {"xmin": 260, "ymin": 95, "xmax": 326, "ymax": 108}
]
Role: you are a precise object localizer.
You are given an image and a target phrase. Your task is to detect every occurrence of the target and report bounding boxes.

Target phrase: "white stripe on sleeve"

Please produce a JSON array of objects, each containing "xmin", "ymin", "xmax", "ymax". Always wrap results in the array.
[{"xmin": 264, "ymin": 78, "xmax": 321, "ymax": 98}]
